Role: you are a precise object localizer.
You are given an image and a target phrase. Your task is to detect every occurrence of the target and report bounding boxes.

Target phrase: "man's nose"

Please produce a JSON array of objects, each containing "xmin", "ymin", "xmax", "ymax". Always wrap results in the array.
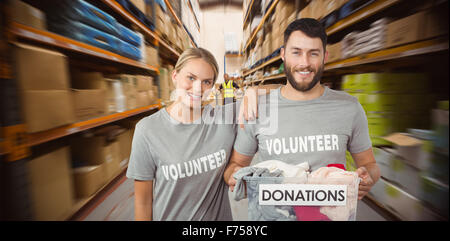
[{"xmin": 298, "ymin": 54, "xmax": 311, "ymax": 68}]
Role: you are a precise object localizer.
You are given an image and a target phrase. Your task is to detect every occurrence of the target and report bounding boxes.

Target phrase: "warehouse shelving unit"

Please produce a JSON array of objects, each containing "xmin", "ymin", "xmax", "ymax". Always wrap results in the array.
[
  {"xmin": 242, "ymin": 0, "xmax": 449, "ymax": 83},
  {"xmin": 26, "ymin": 103, "xmax": 161, "ymax": 148},
  {"xmin": 242, "ymin": 0, "xmax": 405, "ymax": 78},
  {"xmin": 187, "ymin": 0, "xmax": 201, "ymax": 32},
  {"xmin": 9, "ymin": 22, "xmax": 160, "ymax": 73},
  {"xmin": 0, "ymin": 0, "xmax": 184, "ymax": 220},
  {"xmin": 324, "ymin": 37, "xmax": 449, "ymax": 71},
  {"xmin": 326, "ymin": 0, "xmax": 401, "ymax": 35},
  {"xmin": 102, "ymin": 0, "xmax": 181, "ymax": 58},
  {"xmin": 241, "ymin": 0, "xmax": 449, "ymax": 221},
  {"xmin": 243, "ymin": 0, "xmax": 280, "ymax": 52},
  {"xmin": 243, "ymin": 0, "xmax": 255, "ymax": 29},
  {"xmin": 164, "ymin": 0, "xmax": 198, "ymax": 48}
]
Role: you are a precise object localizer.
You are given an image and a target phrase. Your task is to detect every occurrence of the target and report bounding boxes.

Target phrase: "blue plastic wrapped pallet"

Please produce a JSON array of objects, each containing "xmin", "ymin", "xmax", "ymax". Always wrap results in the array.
[
  {"xmin": 116, "ymin": 0, "xmax": 155, "ymax": 30},
  {"xmin": 50, "ymin": 21, "xmax": 120, "ymax": 55},
  {"xmin": 49, "ymin": 0, "xmax": 119, "ymax": 36},
  {"xmin": 118, "ymin": 38, "xmax": 142, "ymax": 60},
  {"xmin": 320, "ymin": 10, "xmax": 339, "ymax": 29},
  {"xmin": 116, "ymin": 22, "xmax": 142, "ymax": 47},
  {"xmin": 339, "ymin": 0, "xmax": 376, "ymax": 20},
  {"xmin": 242, "ymin": 175, "xmax": 360, "ymax": 221}
]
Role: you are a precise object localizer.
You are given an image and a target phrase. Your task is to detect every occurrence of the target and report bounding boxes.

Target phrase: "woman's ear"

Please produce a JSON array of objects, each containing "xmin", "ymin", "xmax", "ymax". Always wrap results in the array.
[{"xmin": 171, "ymin": 70, "xmax": 177, "ymax": 87}]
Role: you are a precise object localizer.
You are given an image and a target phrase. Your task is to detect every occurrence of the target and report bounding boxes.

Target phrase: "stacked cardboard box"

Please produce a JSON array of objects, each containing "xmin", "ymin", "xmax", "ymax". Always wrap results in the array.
[
  {"xmin": 373, "ymin": 136, "xmax": 426, "ymax": 199},
  {"xmin": 117, "ymin": 128, "xmax": 134, "ymax": 167},
  {"xmin": 70, "ymin": 71, "xmax": 107, "ymax": 121},
  {"xmin": 110, "ymin": 74, "xmax": 138, "ymax": 111},
  {"xmin": 244, "ymin": 24, "xmax": 251, "ymax": 47},
  {"xmin": 343, "ymin": 73, "xmax": 433, "ymax": 146},
  {"xmin": 323, "ymin": 0, "xmax": 349, "ymax": 18},
  {"xmin": 136, "ymin": 75, "xmax": 156, "ymax": 107},
  {"xmin": 71, "ymin": 128, "xmax": 122, "ymax": 198},
  {"xmin": 270, "ymin": 1, "xmax": 296, "ymax": 51},
  {"xmin": 154, "ymin": 3, "xmax": 169, "ymax": 38},
  {"xmin": 326, "ymin": 42, "xmax": 342, "ymax": 63},
  {"xmin": 371, "ymin": 126, "xmax": 448, "ymax": 219},
  {"xmin": 130, "ymin": 0, "xmax": 146, "ymax": 14},
  {"xmin": 27, "ymin": 145, "xmax": 74, "ymax": 220},
  {"xmin": 144, "ymin": 0, "xmax": 154, "ymax": 19},
  {"xmin": 159, "ymin": 67, "xmax": 171, "ymax": 102},
  {"xmin": 154, "ymin": 3, "xmax": 184, "ymax": 48},
  {"xmin": 386, "ymin": 8, "xmax": 448, "ymax": 48},
  {"xmin": 104, "ymin": 77, "xmax": 127, "ymax": 113},
  {"xmin": 9, "ymin": 0, "xmax": 47, "ymax": 30},
  {"xmin": 12, "ymin": 42, "xmax": 75, "ymax": 133}
]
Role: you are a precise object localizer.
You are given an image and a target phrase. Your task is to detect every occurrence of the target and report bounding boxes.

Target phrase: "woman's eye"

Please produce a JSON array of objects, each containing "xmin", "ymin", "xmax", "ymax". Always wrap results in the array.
[
  {"xmin": 188, "ymin": 76, "xmax": 195, "ymax": 81},
  {"xmin": 203, "ymin": 80, "xmax": 211, "ymax": 85}
]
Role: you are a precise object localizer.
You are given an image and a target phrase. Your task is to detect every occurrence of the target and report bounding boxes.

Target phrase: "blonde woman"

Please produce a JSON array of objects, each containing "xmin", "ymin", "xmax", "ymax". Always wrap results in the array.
[{"xmin": 127, "ymin": 48, "xmax": 263, "ymax": 221}]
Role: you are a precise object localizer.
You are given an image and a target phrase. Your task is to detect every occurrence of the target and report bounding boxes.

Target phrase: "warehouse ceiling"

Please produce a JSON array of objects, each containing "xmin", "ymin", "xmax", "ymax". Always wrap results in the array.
[{"xmin": 198, "ymin": 0, "xmax": 243, "ymax": 9}]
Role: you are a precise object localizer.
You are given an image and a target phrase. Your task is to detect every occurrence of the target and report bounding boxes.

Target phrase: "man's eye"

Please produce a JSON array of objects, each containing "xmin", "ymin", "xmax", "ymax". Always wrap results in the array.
[{"xmin": 311, "ymin": 52, "xmax": 319, "ymax": 56}]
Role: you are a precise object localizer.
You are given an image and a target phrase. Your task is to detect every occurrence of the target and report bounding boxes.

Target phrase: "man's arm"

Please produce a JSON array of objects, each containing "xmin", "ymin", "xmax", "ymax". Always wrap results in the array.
[
  {"xmin": 351, "ymin": 148, "xmax": 380, "ymax": 200},
  {"xmin": 223, "ymin": 150, "xmax": 253, "ymax": 192},
  {"xmin": 134, "ymin": 180, "xmax": 153, "ymax": 220}
]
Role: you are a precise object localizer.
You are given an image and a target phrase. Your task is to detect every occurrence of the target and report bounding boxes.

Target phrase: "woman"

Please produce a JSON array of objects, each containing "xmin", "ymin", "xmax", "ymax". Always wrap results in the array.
[{"xmin": 126, "ymin": 48, "xmax": 261, "ymax": 221}]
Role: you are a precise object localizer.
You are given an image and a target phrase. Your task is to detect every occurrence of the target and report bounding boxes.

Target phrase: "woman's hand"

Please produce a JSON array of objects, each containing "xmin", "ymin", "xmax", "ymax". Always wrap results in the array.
[{"xmin": 238, "ymin": 87, "xmax": 258, "ymax": 129}]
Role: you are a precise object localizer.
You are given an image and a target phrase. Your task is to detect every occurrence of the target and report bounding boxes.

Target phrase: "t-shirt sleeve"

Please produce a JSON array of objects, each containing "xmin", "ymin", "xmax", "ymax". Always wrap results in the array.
[
  {"xmin": 348, "ymin": 102, "xmax": 372, "ymax": 153},
  {"xmin": 233, "ymin": 121, "xmax": 258, "ymax": 157},
  {"xmin": 126, "ymin": 121, "xmax": 156, "ymax": 181}
]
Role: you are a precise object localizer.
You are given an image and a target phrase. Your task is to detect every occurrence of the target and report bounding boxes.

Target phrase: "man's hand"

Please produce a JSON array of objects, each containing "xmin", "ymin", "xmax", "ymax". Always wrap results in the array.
[{"xmin": 356, "ymin": 166, "xmax": 374, "ymax": 200}]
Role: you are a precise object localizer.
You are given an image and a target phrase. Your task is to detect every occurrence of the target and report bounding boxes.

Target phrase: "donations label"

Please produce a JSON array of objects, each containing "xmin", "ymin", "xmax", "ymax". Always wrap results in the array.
[{"xmin": 258, "ymin": 184, "xmax": 347, "ymax": 206}]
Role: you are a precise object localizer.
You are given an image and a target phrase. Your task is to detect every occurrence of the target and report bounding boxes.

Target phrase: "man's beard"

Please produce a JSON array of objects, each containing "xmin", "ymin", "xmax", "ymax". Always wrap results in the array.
[{"xmin": 285, "ymin": 63, "xmax": 324, "ymax": 92}]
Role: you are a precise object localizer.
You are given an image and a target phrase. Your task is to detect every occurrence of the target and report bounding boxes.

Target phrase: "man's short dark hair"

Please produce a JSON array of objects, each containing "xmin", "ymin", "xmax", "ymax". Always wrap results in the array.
[{"xmin": 284, "ymin": 18, "xmax": 327, "ymax": 51}]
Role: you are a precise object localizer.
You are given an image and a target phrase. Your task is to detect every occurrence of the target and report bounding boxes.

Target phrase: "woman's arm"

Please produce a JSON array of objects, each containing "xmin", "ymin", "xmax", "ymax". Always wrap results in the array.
[
  {"xmin": 134, "ymin": 180, "xmax": 153, "ymax": 221},
  {"xmin": 239, "ymin": 84, "xmax": 282, "ymax": 128}
]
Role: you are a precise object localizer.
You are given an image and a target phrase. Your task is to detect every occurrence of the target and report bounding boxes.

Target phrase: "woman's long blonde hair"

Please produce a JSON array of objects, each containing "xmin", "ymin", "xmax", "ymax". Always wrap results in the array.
[{"xmin": 173, "ymin": 48, "xmax": 219, "ymax": 83}]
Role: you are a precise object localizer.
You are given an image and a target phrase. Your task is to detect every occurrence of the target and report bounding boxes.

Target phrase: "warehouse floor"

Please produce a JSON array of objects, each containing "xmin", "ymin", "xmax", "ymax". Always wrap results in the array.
[{"xmin": 78, "ymin": 172, "xmax": 388, "ymax": 221}]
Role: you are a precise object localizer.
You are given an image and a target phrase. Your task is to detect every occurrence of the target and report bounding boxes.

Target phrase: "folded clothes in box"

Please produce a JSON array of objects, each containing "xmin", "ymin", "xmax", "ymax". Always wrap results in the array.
[
  {"xmin": 234, "ymin": 160, "xmax": 360, "ymax": 221},
  {"xmin": 47, "ymin": 0, "xmax": 119, "ymax": 36}
]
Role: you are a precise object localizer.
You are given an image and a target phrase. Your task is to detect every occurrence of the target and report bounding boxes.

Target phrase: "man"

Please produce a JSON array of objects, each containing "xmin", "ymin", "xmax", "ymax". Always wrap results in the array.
[
  {"xmin": 223, "ymin": 18, "xmax": 380, "ymax": 200},
  {"xmin": 220, "ymin": 73, "xmax": 239, "ymax": 104}
]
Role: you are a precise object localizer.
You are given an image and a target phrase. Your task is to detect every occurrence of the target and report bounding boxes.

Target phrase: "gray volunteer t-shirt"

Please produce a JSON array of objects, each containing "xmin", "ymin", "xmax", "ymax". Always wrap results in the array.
[
  {"xmin": 127, "ymin": 103, "xmax": 239, "ymax": 221},
  {"xmin": 234, "ymin": 86, "xmax": 371, "ymax": 171}
]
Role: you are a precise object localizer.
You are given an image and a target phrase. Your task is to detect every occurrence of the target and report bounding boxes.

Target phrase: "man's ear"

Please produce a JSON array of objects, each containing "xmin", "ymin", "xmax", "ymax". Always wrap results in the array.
[
  {"xmin": 281, "ymin": 46, "xmax": 285, "ymax": 62},
  {"xmin": 324, "ymin": 50, "xmax": 329, "ymax": 64}
]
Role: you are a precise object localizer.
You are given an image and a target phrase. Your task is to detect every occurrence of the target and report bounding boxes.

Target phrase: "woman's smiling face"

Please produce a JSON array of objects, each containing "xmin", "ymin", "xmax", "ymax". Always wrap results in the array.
[{"xmin": 172, "ymin": 58, "xmax": 215, "ymax": 109}]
